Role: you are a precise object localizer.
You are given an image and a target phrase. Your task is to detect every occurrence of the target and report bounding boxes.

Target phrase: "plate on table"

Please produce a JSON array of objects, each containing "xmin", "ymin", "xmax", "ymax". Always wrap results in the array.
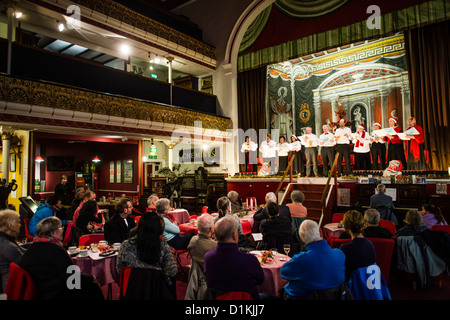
[{"xmin": 249, "ymin": 250, "xmax": 262, "ymax": 256}]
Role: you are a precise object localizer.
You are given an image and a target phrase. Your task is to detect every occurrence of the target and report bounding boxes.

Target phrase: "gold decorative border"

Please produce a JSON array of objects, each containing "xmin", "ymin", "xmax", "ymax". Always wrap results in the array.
[{"xmin": 0, "ymin": 75, "xmax": 231, "ymax": 132}]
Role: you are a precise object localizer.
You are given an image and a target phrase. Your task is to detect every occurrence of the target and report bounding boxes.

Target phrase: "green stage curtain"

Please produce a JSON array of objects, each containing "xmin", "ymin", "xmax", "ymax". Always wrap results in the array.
[{"xmin": 404, "ymin": 20, "xmax": 450, "ymax": 171}]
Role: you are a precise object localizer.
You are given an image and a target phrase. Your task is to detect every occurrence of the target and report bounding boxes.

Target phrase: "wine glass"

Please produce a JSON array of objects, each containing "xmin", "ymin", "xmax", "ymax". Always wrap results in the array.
[
  {"xmin": 270, "ymin": 248, "xmax": 278, "ymax": 262},
  {"xmin": 283, "ymin": 244, "xmax": 290, "ymax": 257}
]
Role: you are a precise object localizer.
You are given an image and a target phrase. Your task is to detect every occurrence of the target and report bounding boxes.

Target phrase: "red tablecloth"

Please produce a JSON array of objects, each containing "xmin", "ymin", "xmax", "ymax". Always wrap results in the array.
[
  {"xmin": 170, "ymin": 209, "xmax": 190, "ymax": 225},
  {"xmin": 179, "ymin": 223, "xmax": 198, "ymax": 235}
]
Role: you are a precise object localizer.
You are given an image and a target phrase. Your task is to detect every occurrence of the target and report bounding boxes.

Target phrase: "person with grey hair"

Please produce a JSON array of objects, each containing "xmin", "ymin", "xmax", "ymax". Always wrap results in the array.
[
  {"xmin": 286, "ymin": 190, "xmax": 307, "ymax": 219},
  {"xmin": 280, "ymin": 219, "xmax": 346, "ymax": 300},
  {"xmin": 188, "ymin": 214, "xmax": 217, "ymax": 268},
  {"xmin": 146, "ymin": 193, "xmax": 159, "ymax": 211},
  {"xmin": 252, "ymin": 192, "xmax": 291, "ymax": 233},
  {"xmin": 300, "ymin": 127, "xmax": 319, "ymax": 177},
  {"xmin": 227, "ymin": 191, "xmax": 242, "ymax": 213},
  {"xmin": 156, "ymin": 198, "xmax": 193, "ymax": 250},
  {"xmin": 339, "ymin": 208, "xmax": 392, "ymax": 239},
  {"xmin": 370, "ymin": 184, "xmax": 397, "ymax": 225},
  {"xmin": 0, "ymin": 209, "xmax": 26, "ymax": 293},
  {"xmin": 204, "ymin": 216, "xmax": 264, "ymax": 299},
  {"xmin": 20, "ymin": 217, "xmax": 104, "ymax": 300}
]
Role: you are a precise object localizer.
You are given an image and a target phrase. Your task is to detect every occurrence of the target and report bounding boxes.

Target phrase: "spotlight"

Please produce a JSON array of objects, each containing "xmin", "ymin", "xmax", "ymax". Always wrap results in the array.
[
  {"xmin": 57, "ymin": 21, "xmax": 65, "ymax": 32},
  {"xmin": 14, "ymin": 11, "xmax": 23, "ymax": 19},
  {"xmin": 120, "ymin": 44, "xmax": 131, "ymax": 56}
]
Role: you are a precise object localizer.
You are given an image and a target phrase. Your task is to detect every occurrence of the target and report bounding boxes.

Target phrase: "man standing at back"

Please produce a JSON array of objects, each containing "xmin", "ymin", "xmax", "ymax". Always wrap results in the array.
[
  {"xmin": 280, "ymin": 219, "xmax": 346, "ymax": 299},
  {"xmin": 204, "ymin": 216, "xmax": 264, "ymax": 299}
]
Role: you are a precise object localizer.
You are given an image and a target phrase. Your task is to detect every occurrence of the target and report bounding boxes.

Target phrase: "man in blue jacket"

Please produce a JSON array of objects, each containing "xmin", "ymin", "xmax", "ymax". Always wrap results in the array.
[
  {"xmin": 28, "ymin": 195, "xmax": 68, "ymax": 237},
  {"xmin": 280, "ymin": 219, "xmax": 346, "ymax": 299}
]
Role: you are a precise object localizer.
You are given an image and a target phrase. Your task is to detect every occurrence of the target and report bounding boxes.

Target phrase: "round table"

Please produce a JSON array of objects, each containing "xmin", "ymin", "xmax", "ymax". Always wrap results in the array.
[{"xmin": 323, "ymin": 223, "xmax": 345, "ymax": 239}]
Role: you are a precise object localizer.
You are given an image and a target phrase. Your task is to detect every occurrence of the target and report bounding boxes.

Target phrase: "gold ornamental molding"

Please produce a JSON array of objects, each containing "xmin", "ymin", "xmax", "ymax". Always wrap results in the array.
[{"xmin": 0, "ymin": 75, "xmax": 231, "ymax": 132}]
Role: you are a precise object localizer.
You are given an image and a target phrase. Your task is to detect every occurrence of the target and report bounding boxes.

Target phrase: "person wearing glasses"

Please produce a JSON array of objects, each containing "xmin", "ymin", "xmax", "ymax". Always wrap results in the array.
[
  {"xmin": 20, "ymin": 216, "xmax": 104, "ymax": 300},
  {"xmin": 104, "ymin": 197, "xmax": 136, "ymax": 244}
]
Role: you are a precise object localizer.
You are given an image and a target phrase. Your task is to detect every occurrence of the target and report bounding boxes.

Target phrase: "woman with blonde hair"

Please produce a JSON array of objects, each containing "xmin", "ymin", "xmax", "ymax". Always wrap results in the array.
[{"xmin": 340, "ymin": 210, "xmax": 376, "ymax": 280}]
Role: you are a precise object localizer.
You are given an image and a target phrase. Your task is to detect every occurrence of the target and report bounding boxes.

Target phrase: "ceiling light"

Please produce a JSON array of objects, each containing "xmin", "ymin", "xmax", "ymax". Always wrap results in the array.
[
  {"xmin": 35, "ymin": 156, "xmax": 44, "ymax": 162},
  {"xmin": 57, "ymin": 21, "xmax": 65, "ymax": 32},
  {"xmin": 92, "ymin": 156, "xmax": 101, "ymax": 162},
  {"xmin": 120, "ymin": 44, "xmax": 131, "ymax": 56},
  {"xmin": 14, "ymin": 11, "xmax": 22, "ymax": 19},
  {"xmin": 154, "ymin": 56, "xmax": 161, "ymax": 64}
]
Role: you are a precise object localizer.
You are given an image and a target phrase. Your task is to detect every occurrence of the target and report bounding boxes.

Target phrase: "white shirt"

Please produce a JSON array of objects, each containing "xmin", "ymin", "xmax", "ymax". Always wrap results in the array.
[
  {"xmin": 241, "ymin": 141, "xmax": 258, "ymax": 153},
  {"xmin": 370, "ymin": 131, "xmax": 385, "ymax": 144},
  {"xmin": 353, "ymin": 131, "xmax": 371, "ymax": 153},
  {"xmin": 319, "ymin": 132, "xmax": 336, "ymax": 147},
  {"xmin": 335, "ymin": 127, "xmax": 353, "ymax": 144},
  {"xmin": 300, "ymin": 134, "xmax": 319, "ymax": 148},
  {"xmin": 278, "ymin": 142, "xmax": 290, "ymax": 157},
  {"xmin": 289, "ymin": 141, "xmax": 301, "ymax": 151},
  {"xmin": 260, "ymin": 140, "xmax": 277, "ymax": 158}
]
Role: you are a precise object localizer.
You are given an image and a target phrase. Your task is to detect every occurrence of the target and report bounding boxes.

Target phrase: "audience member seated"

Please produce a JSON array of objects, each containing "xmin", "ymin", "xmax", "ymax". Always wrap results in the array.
[
  {"xmin": 67, "ymin": 187, "xmax": 85, "ymax": 220},
  {"xmin": 76, "ymin": 200, "xmax": 105, "ymax": 235},
  {"xmin": 20, "ymin": 217, "xmax": 104, "ymax": 300},
  {"xmin": 206, "ymin": 185, "xmax": 218, "ymax": 213},
  {"xmin": 370, "ymin": 184, "xmax": 398, "ymax": 225},
  {"xmin": 286, "ymin": 190, "xmax": 307, "ymax": 219},
  {"xmin": 146, "ymin": 193, "xmax": 159, "ymax": 211},
  {"xmin": 0, "ymin": 209, "xmax": 26, "ymax": 293},
  {"xmin": 204, "ymin": 216, "xmax": 264, "ymax": 300},
  {"xmin": 260, "ymin": 202, "xmax": 294, "ymax": 253},
  {"xmin": 253, "ymin": 192, "xmax": 292, "ymax": 233},
  {"xmin": 28, "ymin": 195, "xmax": 69, "ymax": 237},
  {"xmin": 227, "ymin": 191, "xmax": 242, "ymax": 213},
  {"xmin": 156, "ymin": 198, "xmax": 193, "ymax": 251},
  {"xmin": 116, "ymin": 211, "xmax": 178, "ymax": 299},
  {"xmin": 420, "ymin": 204, "xmax": 448, "ymax": 229},
  {"xmin": 340, "ymin": 210, "xmax": 377, "ymax": 281},
  {"xmin": 394, "ymin": 210, "xmax": 447, "ymax": 288},
  {"xmin": 104, "ymin": 197, "xmax": 136, "ymax": 244},
  {"xmin": 280, "ymin": 219, "xmax": 346, "ymax": 300},
  {"xmin": 185, "ymin": 214, "xmax": 217, "ymax": 300},
  {"xmin": 72, "ymin": 190, "xmax": 96, "ymax": 224},
  {"xmin": 340, "ymin": 208, "xmax": 392, "ymax": 239}
]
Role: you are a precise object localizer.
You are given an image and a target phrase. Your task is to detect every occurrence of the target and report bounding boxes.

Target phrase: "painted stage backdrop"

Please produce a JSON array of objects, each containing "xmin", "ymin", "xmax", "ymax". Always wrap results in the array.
[{"xmin": 266, "ymin": 34, "xmax": 411, "ymax": 138}]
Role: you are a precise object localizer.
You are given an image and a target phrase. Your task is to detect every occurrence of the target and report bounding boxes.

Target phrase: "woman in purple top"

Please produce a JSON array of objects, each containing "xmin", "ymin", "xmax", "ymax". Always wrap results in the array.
[
  {"xmin": 420, "ymin": 204, "xmax": 448, "ymax": 229},
  {"xmin": 203, "ymin": 216, "xmax": 264, "ymax": 299}
]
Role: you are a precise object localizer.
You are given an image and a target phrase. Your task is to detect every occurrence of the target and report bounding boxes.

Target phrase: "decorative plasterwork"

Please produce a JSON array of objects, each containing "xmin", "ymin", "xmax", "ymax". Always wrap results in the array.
[{"xmin": 0, "ymin": 75, "xmax": 232, "ymax": 135}]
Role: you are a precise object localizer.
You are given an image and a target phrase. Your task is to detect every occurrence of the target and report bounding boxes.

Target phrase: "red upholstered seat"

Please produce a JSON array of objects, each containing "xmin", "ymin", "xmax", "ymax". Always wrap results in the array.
[
  {"xmin": 119, "ymin": 266, "xmax": 132, "ymax": 300},
  {"xmin": 5, "ymin": 263, "xmax": 36, "ymax": 300},
  {"xmin": 367, "ymin": 238, "xmax": 395, "ymax": 283},
  {"xmin": 201, "ymin": 206, "xmax": 209, "ymax": 213},
  {"xmin": 78, "ymin": 234, "xmax": 105, "ymax": 247},
  {"xmin": 431, "ymin": 225, "xmax": 450, "ymax": 234},
  {"xmin": 332, "ymin": 213, "xmax": 345, "ymax": 223},
  {"xmin": 379, "ymin": 219, "xmax": 397, "ymax": 234},
  {"xmin": 216, "ymin": 291, "xmax": 253, "ymax": 300},
  {"xmin": 23, "ymin": 218, "xmax": 34, "ymax": 240}
]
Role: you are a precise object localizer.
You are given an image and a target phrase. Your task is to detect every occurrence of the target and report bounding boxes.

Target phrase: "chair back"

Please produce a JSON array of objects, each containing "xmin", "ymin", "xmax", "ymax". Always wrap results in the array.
[
  {"xmin": 326, "ymin": 236, "xmax": 351, "ymax": 249},
  {"xmin": 119, "ymin": 266, "xmax": 132, "ymax": 300},
  {"xmin": 189, "ymin": 215, "xmax": 198, "ymax": 220},
  {"xmin": 348, "ymin": 264, "xmax": 391, "ymax": 300},
  {"xmin": 332, "ymin": 213, "xmax": 344, "ymax": 223},
  {"xmin": 367, "ymin": 238, "xmax": 395, "ymax": 283},
  {"xmin": 78, "ymin": 233, "xmax": 105, "ymax": 247},
  {"xmin": 431, "ymin": 225, "xmax": 450, "ymax": 234},
  {"xmin": 379, "ymin": 219, "xmax": 397, "ymax": 233},
  {"xmin": 134, "ymin": 215, "xmax": 141, "ymax": 225},
  {"xmin": 216, "ymin": 291, "xmax": 253, "ymax": 300},
  {"xmin": 121, "ymin": 267, "xmax": 174, "ymax": 300},
  {"xmin": 5, "ymin": 263, "xmax": 36, "ymax": 300},
  {"xmin": 201, "ymin": 206, "xmax": 209, "ymax": 213},
  {"xmin": 23, "ymin": 218, "xmax": 34, "ymax": 240},
  {"xmin": 306, "ymin": 282, "xmax": 354, "ymax": 300}
]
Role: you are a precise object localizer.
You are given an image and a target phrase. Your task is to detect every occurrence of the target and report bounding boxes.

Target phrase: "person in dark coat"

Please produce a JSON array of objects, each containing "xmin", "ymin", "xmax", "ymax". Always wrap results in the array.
[
  {"xmin": 370, "ymin": 184, "xmax": 398, "ymax": 225},
  {"xmin": 54, "ymin": 175, "xmax": 72, "ymax": 206},
  {"xmin": 252, "ymin": 192, "xmax": 291, "ymax": 232},
  {"xmin": 104, "ymin": 197, "xmax": 136, "ymax": 244},
  {"xmin": 260, "ymin": 202, "xmax": 295, "ymax": 253}
]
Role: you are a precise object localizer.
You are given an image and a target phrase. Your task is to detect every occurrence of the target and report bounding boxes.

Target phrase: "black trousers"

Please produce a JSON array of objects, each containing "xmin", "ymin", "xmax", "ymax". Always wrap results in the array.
[
  {"xmin": 336, "ymin": 144, "xmax": 352, "ymax": 174},
  {"xmin": 388, "ymin": 143, "xmax": 407, "ymax": 169},
  {"xmin": 371, "ymin": 143, "xmax": 386, "ymax": 170},
  {"xmin": 321, "ymin": 146, "xmax": 335, "ymax": 176},
  {"xmin": 354, "ymin": 152, "xmax": 372, "ymax": 170}
]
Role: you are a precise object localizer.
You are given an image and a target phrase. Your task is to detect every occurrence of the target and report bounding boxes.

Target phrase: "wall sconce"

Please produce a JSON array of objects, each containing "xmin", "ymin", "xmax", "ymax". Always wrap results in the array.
[
  {"xmin": 57, "ymin": 21, "xmax": 65, "ymax": 32},
  {"xmin": 14, "ymin": 11, "xmax": 23, "ymax": 18},
  {"xmin": 92, "ymin": 156, "xmax": 101, "ymax": 163},
  {"xmin": 35, "ymin": 156, "xmax": 44, "ymax": 162}
]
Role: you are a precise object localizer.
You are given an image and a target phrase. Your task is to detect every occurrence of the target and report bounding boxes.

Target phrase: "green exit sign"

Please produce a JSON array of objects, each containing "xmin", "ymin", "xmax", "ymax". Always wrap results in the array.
[{"xmin": 151, "ymin": 74, "xmax": 157, "ymax": 79}]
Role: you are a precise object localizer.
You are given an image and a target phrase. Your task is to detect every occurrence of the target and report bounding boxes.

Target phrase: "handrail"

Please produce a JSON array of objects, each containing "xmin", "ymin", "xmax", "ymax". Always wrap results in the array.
[
  {"xmin": 275, "ymin": 154, "xmax": 295, "ymax": 197},
  {"xmin": 318, "ymin": 152, "xmax": 339, "ymax": 227}
]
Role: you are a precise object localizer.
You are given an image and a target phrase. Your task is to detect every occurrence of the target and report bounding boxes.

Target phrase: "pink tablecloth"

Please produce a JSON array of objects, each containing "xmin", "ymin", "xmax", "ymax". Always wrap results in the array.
[
  {"xmin": 72, "ymin": 252, "xmax": 118, "ymax": 286},
  {"xmin": 170, "ymin": 209, "xmax": 190, "ymax": 225},
  {"xmin": 257, "ymin": 254, "xmax": 290, "ymax": 297},
  {"xmin": 323, "ymin": 223, "xmax": 345, "ymax": 239}
]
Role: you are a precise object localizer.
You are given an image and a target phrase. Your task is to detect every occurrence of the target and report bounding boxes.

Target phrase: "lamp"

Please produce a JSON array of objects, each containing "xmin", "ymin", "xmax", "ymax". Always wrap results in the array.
[
  {"xmin": 35, "ymin": 156, "xmax": 44, "ymax": 162},
  {"xmin": 92, "ymin": 156, "xmax": 101, "ymax": 163},
  {"xmin": 57, "ymin": 21, "xmax": 65, "ymax": 32}
]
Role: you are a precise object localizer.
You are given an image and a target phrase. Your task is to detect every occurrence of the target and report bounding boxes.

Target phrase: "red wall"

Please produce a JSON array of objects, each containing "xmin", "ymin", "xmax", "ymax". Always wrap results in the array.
[{"xmin": 34, "ymin": 133, "xmax": 139, "ymax": 200}]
